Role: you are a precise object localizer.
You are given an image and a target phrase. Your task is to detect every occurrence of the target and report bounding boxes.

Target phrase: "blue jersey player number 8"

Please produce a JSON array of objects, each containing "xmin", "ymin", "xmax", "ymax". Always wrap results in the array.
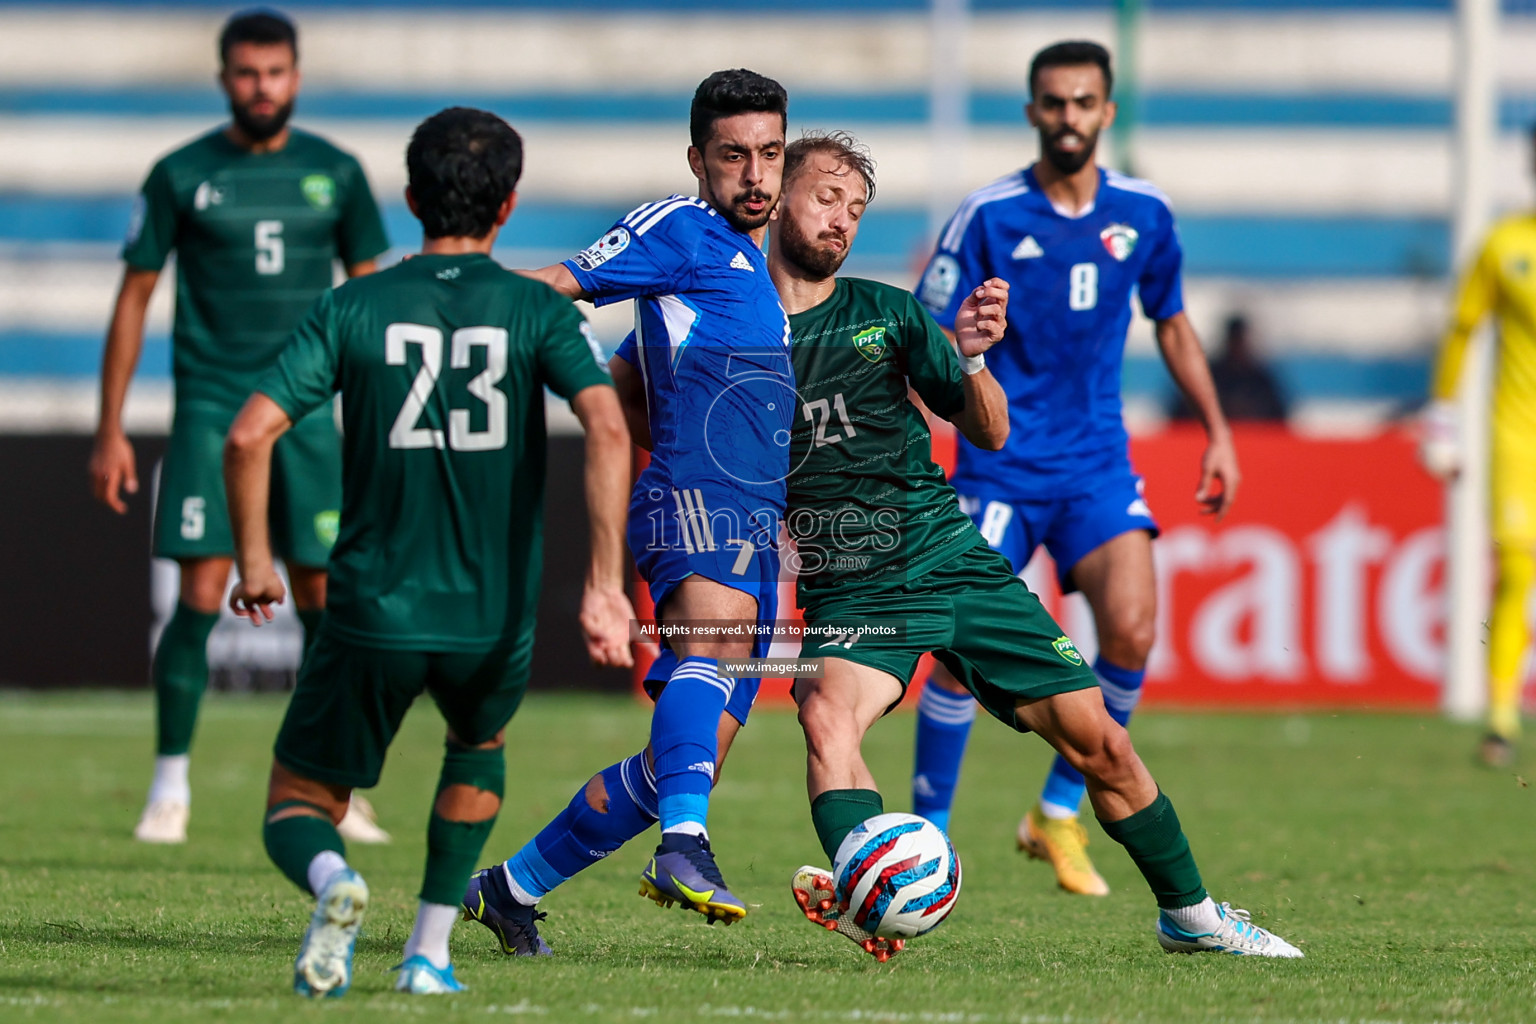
[{"xmin": 920, "ymin": 165, "xmax": 1183, "ymax": 505}]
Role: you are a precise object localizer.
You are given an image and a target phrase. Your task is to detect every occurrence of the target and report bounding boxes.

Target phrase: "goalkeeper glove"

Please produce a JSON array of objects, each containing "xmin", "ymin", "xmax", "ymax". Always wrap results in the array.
[{"xmin": 1418, "ymin": 400, "xmax": 1460, "ymax": 479}]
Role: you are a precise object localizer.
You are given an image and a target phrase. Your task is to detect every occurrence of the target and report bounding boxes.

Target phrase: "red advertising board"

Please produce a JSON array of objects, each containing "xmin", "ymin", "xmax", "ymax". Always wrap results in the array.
[{"xmin": 634, "ymin": 424, "xmax": 1447, "ymax": 709}]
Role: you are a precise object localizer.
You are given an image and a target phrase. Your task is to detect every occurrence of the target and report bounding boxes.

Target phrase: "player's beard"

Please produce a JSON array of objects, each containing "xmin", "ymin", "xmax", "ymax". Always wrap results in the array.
[
  {"xmin": 1040, "ymin": 125, "xmax": 1099, "ymax": 176},
  {"xmin": 776, "ymin": 211, "xmax": 849, "ymax": 280},
  {"xmin": 710, "ymin": 181, "xmax": 776, "ymax": 234},
  {"xmin": 230, "ymin": 96, "xmax": 294, "ymax": 143}
]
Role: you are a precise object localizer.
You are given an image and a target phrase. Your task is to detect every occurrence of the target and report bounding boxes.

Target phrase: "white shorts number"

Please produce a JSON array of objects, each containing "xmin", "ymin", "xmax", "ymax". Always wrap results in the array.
[
  {"xmin": 1068, "ymin": 262, "xmax": 1098, "ymax": 311},
  {"xmin": 978, "ymin": 500, "xmax": 1013, "ymax": 548},
  {"xmin": 180, "ymin": 496, "xmax": 206, "ymax": 540}
]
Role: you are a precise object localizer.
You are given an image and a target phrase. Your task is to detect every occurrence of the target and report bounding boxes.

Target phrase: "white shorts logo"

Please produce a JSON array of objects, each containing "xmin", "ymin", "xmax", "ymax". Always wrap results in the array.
[
  {"xmin": 1127, "ymin": 477, "xmax": 1152, "ymax": 519},
  {"xmin": 573, "ymin": 227, "xmax": 631, "ymax": 271}
]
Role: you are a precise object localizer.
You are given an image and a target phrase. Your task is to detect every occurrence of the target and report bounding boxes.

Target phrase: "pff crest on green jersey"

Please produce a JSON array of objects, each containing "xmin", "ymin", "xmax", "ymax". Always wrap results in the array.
[
  {"xmin": 313, "ymin": 509, "xmax": 340, "ymax": 549},
  {"xmin": 852, "ymin": 326, "xmax": 887, "ymax": 363},
  {"xmin": 1052, "ymin": 634, "xmax": 1084, "ymax": 666},
  {"xmin": 301, "ymin": 174, "xmax": 336, "ymax": 210}
]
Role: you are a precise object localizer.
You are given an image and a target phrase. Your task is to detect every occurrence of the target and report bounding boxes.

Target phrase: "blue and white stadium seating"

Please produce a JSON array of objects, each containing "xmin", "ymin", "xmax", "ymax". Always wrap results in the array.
[{"xmin": 4, "ymin": 0, "xmax": 1536, "ymax": 432}]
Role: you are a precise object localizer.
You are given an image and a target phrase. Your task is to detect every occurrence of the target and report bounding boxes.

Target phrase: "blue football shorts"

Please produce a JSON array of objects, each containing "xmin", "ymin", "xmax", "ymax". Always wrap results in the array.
[
  {"xmin": 958, "ymin": 469, "xmax": 1159, "ymax": 593},
  {"xmin": 629, "ymin": 481, "xmax": 780, "ymax": 725}
]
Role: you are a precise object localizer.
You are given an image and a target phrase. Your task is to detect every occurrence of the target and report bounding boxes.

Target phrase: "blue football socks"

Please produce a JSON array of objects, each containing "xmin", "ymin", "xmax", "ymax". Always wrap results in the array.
[
  {"xmin": 911, "ymin": 681, "xmax": 977, "ymax": 833},
  {"xmin": 651, "ymin": 657, "xmax": 730, "ymax": 836},
  {"xmin": 504, "ymin": 751, "xmax": 658, "ymax": 903},
  {"xmin": 1039, "ymin": 656, "xmax": 1145, "ymax": 818}
]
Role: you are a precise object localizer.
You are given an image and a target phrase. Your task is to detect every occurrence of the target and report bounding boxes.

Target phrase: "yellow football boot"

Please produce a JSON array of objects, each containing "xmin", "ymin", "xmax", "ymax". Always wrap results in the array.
[{"xmin": 1017, "ymin": 803, "xmax": 1110, "ymax": 896}]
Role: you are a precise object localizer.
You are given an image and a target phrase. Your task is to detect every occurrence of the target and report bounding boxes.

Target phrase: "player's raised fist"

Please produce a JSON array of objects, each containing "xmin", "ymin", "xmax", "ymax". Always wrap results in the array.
[{"xmin": 954, "ymin": 278, "xmax": 1010, "ymax": 357}]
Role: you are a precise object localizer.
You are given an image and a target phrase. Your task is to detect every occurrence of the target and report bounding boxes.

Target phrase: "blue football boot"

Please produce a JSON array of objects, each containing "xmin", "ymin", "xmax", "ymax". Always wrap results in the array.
[
  {"xmin": 393, "ymin": 955, "xmax": 465, "ymax": 994},
  {"xmin": 461, "ymin": 866, "xmax": 553, "ymax": 956},
  {"xmin": 639, "ymin": 832, "xmax": 746, "ymax": 924}
]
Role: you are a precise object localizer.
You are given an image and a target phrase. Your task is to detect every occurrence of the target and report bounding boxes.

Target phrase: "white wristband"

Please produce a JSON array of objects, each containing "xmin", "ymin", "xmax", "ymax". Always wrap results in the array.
[{"xmin": 961, "ymin": 352, "xmax": 986, "ymax": 376}]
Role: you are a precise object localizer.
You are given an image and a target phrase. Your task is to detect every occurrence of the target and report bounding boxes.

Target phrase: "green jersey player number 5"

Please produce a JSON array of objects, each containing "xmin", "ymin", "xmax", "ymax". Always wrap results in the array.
[{"xmin": 255, "ymin": 220, "xmax": 285, "ymax": 274}]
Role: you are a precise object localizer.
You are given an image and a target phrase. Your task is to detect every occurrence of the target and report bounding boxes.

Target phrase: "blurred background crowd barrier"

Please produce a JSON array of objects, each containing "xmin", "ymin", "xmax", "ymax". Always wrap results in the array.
[{"xmin": 1, "ymin": 0, "xmax": 1531, "ymax": 709}]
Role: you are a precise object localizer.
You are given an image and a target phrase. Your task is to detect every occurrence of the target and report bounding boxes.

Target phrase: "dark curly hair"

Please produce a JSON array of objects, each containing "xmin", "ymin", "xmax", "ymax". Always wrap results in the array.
[{"xmin": 406, "ymin": 108, "xmax": 524, "ymax": 240}]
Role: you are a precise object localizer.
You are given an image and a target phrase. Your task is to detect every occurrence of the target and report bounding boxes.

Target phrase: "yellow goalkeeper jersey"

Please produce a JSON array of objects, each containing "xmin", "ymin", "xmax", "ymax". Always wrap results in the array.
[{"xmin": 1434, "ymin": 213, "xmax": 1536, "ymax": 456}]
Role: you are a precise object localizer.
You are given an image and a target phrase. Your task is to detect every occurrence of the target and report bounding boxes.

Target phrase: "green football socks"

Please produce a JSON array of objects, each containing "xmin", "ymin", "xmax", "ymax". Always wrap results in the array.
[
  {"xmin": 420, "ymin": 743, "xmax": 505, "ymax": 906},
  {"xmin": 810, "ymin": 788, "xmax": 884, "ymax": 863},
  {"xmin": 1098, "ymin": 790, "xmax": 1209, "ymax": 909},
  {"xmin": 264, "ymin": 801, "xmax": 346, "ymax": 894},
  {"xmin": 153, "ymin": 602, "xmax": 219, "ymax": 757}
]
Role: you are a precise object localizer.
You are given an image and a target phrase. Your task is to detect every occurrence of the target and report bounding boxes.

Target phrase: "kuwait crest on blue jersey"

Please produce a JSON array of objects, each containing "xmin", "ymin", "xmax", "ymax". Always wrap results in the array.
[
  {"xmin": 1100, "ymin": 223, "xmax": 1138, "ymax": 262},
  {"xmin": 852, "ymin": 326, "xmax": 887, "ymax": 363}
]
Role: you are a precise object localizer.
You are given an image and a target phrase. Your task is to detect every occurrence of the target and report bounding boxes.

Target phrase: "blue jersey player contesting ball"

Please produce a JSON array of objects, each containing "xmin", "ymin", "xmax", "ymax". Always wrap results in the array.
[
  {"xmin": 459, "ymin": 69, "xmax": 793, "ymax": 948},
  {"xmin": 912, "ymin": 40, "xmax": 1240, "ymax": 896}
]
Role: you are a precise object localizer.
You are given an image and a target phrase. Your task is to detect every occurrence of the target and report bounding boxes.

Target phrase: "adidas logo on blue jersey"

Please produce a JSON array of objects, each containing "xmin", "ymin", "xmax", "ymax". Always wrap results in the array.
[
  {"xmin": 730, "ymin": 251, "xmax": 754, "ymax": 272},
  {"xmin": 1011, "ymin": 235, "xmax": 1043, "ymax": 260}
]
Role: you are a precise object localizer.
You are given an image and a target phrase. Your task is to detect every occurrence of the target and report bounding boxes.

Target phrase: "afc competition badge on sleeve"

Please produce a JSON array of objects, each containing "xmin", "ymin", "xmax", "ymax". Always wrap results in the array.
[
  {"xmin": 124, "ymin": 194, "xmax": 147, "ymax": 246},
  {"xmin": 919, "ymin": 255, "xmax": 960, "ymax": 313},
  {"xmin": 573, "ymin": 227, "xmax": 631, "ymax": 271},
  {"xmin": 579, "ymin": 321, "xmax": 608, "ymax": 369}
]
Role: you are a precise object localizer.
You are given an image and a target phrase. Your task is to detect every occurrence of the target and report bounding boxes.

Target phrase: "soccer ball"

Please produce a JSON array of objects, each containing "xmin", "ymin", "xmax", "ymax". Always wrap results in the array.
[{"xmin": 831, "ymin": 812, "xmax": 961, "ymax": 939}]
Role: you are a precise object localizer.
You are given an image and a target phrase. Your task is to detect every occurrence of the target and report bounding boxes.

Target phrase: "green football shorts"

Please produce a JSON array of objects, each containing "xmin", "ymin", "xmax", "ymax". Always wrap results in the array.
[
  {"xmin": 273, "ymin": 627, "xmax": 534, "ymax": 789},
  {"xmin": 153, "ymin": 402, "xmax": 341, "ymax": 567},
  {"xmin": 797, "ymin": 539, "xmax": 1097, "ymax": 730}
]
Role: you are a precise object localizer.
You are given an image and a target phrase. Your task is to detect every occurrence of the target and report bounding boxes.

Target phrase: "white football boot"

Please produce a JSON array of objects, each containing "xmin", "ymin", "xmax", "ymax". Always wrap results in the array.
[
  {"xmin": 337, "ymin": 793, "xmax": 391, "ymax": 844},
  {"xmin": 133, "ymin": 800, "xmax": 189, "ymax": 843},
  {"xmin": 1156, "ymin": 901, "xmax": 1303, "ymax": 958},
  {"xmin": 294, "ymin": 868, "xmax": 369, "ymax": 997}
]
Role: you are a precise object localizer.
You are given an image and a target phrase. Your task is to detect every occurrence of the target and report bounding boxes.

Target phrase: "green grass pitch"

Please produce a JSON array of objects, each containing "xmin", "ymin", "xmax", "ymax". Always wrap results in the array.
[{"xmin": 3, "ymin": 690, "xmax": 1535, "ymax": 1023}]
